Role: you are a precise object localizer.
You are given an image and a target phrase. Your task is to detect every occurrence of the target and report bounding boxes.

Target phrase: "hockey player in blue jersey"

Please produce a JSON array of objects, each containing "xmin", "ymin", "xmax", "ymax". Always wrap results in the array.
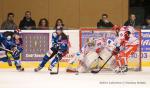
[
  {"xmin": 0, "ymin": 31, "xmax": 24, "ymax": 71},
  {"xmin": 34, "ymin": 27, "xmax": 69, "ymax": 73}
]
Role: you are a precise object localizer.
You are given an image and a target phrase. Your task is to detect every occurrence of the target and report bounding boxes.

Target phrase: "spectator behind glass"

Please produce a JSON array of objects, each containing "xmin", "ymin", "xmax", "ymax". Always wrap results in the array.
[
  {"xmin": 54, "ymin": 18, "xmax": 64, "ymax": 29},
  {"xmin": 1, "ymin": 13, "xmax": 17, "ymax": 30},
  {"xmin": 97, "ymin": 14, "xmax": 114, "ymax": 28},
  {"xmin": 38, "ymin": 18, "xmax": 49, "ymax": 30},
  {"xmin": 19, "ymin": 11, "xmax": 36, "ymax": 30},
  {"xmin": 124, "ymin": 14, "xmax": 139, "ymax": 27},
  {"xmin": 142, "ymin": 16, "xmax": 150, "ymax": 29}
]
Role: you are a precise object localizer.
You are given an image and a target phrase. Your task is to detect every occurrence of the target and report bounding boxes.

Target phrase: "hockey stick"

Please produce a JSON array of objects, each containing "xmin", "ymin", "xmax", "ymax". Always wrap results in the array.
[
  {"xmin": 50, "ymin": 56, "xmax": 60, "ymax": 75},
  {"xmin": 45, "ymin": 51, "xmax": 60, "ymax": 75},
  {"xmin": 91, "ymin": 46, "xmax": 121, "ymax": 73},
  {"xmin": 0, "ymin": 47, "xmax": 13, "ymax": 66},
  {"xmin": 0, "ymin": 47, "xmax": 13, "ymax": 53},
  {"xmin": 91, "ymin": 39, "xmax": 136, "ymax": 73},
  {"xmin": 91, "ymin": 55, "xmax": 113, "ymax": 73}
]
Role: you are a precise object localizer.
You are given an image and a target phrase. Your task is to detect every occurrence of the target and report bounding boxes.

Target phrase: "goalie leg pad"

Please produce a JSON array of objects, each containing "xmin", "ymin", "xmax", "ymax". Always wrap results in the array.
[
  {"xmin": 66, "ymin": 68, "xmax": 78, "ymax": 73},
  {"xmin": 78, "ymin": 65, "xmax": 88, "ymax": 73}
]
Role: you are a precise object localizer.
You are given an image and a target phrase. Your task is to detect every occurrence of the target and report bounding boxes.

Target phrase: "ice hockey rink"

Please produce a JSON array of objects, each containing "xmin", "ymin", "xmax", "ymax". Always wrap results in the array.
[{"xmin": 0, "ymin": 68, "xmax": 150, "ymax": 88}]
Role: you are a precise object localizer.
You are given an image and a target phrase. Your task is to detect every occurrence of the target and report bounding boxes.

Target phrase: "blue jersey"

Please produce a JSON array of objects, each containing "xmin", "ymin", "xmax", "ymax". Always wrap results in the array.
[
  {"xmin": 51, "ymin": 32, "xmax": 69, "ymax": 51},
  {"xmin": 0, "ymin": 33, "xmax": 23, "ymax": 59},
  {"xmin": 0, "ymin": 33, "xmax": 16, "ymax": 50},
  {"xmin": 0, "ymin": 33, "xmax": 5, "ymax": 42},
  {"xmin": 12, "ymin": 38, "xmax": 23, "ymax": 47}
]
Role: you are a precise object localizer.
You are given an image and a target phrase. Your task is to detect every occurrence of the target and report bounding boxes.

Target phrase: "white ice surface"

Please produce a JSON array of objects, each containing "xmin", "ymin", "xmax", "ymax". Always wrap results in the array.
[{"xmin": 0, "ymin": 68, "xmax": 150, "ymax": 88}]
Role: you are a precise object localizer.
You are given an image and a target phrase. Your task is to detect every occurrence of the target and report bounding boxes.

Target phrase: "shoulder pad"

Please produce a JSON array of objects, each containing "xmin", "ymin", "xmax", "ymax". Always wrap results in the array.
[
  {"xmin": 52, "ymin": 32, "xmax": 57, "ymax": 37},
  {"xmin": 0, "ymin": 33, "xmax": 3, "ymax": 37}
]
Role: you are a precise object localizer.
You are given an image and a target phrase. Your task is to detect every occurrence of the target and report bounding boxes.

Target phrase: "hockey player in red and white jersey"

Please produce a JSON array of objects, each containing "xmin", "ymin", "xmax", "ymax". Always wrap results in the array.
[
  {"xmin": 112, "ymin": 26, "xmax": 139, "ymax": 73},
  {"xmin": 66, "ymin": 37, "xmax": 106, "ymax": 73}
]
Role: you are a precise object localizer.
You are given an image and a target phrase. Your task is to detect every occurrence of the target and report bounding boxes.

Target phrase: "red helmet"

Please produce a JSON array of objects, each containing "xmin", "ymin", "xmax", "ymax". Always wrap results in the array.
[
  {"xmin": 124, "ymin": 31, "xmax": 131, "ymax": 40},
  {"xmin": 112, "ymin": 25, "xmax": 120, "ymax": 31},
  {"xmin": 14, "ymin": 29, "xmax": 21, "ymax": 34}
]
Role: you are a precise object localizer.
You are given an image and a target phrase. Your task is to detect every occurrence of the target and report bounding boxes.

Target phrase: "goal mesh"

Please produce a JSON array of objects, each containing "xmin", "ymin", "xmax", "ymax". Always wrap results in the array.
[{"xmin": 80, "ymin": 28, "xmax": 142, "ymax": 71}]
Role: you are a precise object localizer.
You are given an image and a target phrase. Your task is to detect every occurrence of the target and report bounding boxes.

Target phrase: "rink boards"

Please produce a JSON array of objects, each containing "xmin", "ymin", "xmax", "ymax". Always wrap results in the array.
[{"xmin": 0, "ymin": 29, "xmax": 150, "ymax": 68}]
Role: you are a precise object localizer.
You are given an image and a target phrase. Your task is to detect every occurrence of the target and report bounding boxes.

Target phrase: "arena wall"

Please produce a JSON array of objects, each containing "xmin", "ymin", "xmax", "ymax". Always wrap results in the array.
[{"xmin": 0, "ymin": 29, "xmax": 150, "ymax": 69}]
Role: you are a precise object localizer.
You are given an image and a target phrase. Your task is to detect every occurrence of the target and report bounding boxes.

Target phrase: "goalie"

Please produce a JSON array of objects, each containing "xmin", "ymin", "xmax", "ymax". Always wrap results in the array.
[
  {"xmin": 67, "ymin": 26, "xmax": 139, "ymax": 73},
  {"xmin": 66, "ymin": 37, "xmax": 106, "ymax": 73}
]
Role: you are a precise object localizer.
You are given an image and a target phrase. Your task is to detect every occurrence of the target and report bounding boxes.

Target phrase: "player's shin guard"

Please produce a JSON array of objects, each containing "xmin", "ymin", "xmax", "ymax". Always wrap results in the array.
[
  {"xmin": 39, "ymin": 55, "xmax": 50, "ymax": 68},
  {"xmin": 34, "ymin": 55, "xmax": 50, "ymax": 72},
  {"xmin": 35, "ymin": 52, "xmax": 57, "ymax": 72},
  {"xmin": 14, "ymin": 59, "xmax": 24, "ymax": 71},
  {"xmin": 50, "ymin": 56, "xmax": 60, "ymax": 70},
  {"xmin": 121, "ymin": 57, "xmax": 128, "ymax": 72},
  {"xmin": 116, "ymin": 58, "xmax": 128, "ymax": 73},
  {"xmin": 114, "ymin": 60, "xmax": 121, "ymax": 73},
  {"xmin": 49, "ymin": 54, "xmax": 62, "ymax": 74},
  {"xmin": 7, "ymin": 58, "xmax": 12, "ymax": 66},
  {"xmin": 40, "ymin": 51, "xmax": 57, "ymax": 68}
]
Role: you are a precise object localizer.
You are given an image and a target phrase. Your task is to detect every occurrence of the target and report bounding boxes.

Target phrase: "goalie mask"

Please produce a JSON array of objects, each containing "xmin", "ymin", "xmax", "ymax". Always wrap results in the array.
[{"xmin": 86, "ymin": 37, "xmax": 95, "ymax": 47}]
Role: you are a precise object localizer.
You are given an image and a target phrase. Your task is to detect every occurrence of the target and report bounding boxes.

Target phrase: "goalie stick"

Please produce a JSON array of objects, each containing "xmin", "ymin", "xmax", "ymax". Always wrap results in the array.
[
  {"xmin": 91, "ymin": 55, "xmax": 114, "ymax": 73},
  {"xmin": 91, "ymin": 45, "xmax": 121, "ymax": 73}
]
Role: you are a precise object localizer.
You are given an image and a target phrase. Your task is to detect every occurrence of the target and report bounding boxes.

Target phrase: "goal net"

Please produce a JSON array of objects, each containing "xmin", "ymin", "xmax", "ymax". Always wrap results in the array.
[{"xmin": 80, "ymin": 28, "xmax": 142, "ymax": 71}]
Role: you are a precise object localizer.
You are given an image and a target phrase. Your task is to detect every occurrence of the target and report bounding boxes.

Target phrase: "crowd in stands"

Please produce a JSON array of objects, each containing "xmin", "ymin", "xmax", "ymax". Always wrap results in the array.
[
  {"xmin": 0, "ymin": 11, "xmax": 65, "ymax": 30},
  {"xmin": 19, "ymin": 11, "xmax": 36, "ymax": 30},
  {"xmin": 97, "ymin": 13, "xmax": 150, "ymax": 29},
  {"xmin": 97, "ymin": 14, "xmax": 114, "ymax": 28},
  {"xmin": 0, "ymin": 11, "xmax": 150, "ymax": 30},
  {"xmin": 1, "ymin": 13, "xmax": 17, "ymax": 30}
]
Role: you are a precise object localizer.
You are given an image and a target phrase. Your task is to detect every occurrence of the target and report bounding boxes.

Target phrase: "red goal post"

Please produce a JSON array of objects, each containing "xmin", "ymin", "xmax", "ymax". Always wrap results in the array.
[{"xmin": 79, "ymin": 28, "xmax": 142, "ymax": 71}]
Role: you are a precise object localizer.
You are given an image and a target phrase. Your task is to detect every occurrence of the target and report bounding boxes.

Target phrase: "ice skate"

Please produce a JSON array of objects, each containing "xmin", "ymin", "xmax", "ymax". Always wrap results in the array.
[
  {"xmin": 17, "ymin": 67, "xmax": 24, "ymax": 72},
  {"xmin": 121, "ymin": 65, "xmax": 128, "ymax": 73},
  {"xmin": 34, "ymin": 66, "xmax": 42, "ymax": 72},
  {"xmin": 114, "ymin": 67, "xmax": 121, "ymax": 73}
]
